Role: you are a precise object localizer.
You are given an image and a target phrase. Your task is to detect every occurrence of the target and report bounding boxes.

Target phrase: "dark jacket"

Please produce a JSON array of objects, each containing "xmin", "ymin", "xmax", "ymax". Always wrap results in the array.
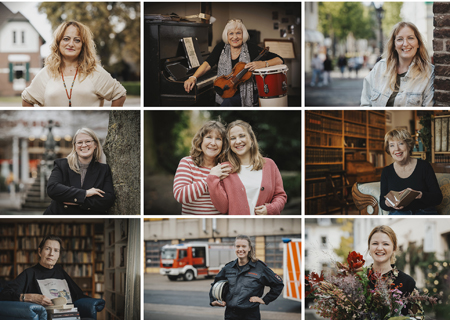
[
  {"xmin": 44, "ymin": 158, "xmax": 115, "ymax": 215},
  {"xmin": 209, "ymin": 259, "xmax": 284, "ymax": 310}
]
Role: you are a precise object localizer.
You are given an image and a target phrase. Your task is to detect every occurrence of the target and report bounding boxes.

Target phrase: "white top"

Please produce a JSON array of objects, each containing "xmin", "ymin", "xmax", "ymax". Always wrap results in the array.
[
  {"xmin": 22, "ymin": 65, "xmax": 127, "ymax": 107},
  {"xmin": 237, "ymin": 165, "xmax": 263, "ymax": 215}
]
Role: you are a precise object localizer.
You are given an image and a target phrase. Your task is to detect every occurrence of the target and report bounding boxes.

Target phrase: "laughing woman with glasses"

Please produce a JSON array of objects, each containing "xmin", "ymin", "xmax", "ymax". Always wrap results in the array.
[
  {"xmin": 44, "ymin": 127, "xmax": 115, "ymax": 215},
  {"xmin": 184, "ymin": 19, "xmax": 284, "ymax": 106}
]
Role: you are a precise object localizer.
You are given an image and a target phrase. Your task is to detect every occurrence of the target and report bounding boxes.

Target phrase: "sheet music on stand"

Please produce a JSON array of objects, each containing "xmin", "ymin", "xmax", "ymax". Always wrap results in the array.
[
  {"xmin": 264, "ymin": 39, "xmax": 296, "ymax": 59},
  {"xmin": 182, "ymin": 37, "xmax": 204, "ymax": 69}
]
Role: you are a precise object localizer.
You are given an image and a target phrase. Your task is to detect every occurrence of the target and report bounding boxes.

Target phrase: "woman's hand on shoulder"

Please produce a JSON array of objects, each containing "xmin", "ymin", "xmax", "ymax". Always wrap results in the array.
[
  {"xmin": 211, "ymin": 300, "xmax": 226, "ymax": 307},
  {"xmin": 249, "ymin": 296, "xmax": 265, "ymax": 304},
  {"xmin": 86, "ymin": 187, "xmax": 105, "ymax": 198},
  {"xmin": 255, "ymin": 205, "xmax": 268, "ymax": 215},
  {"xmin": 210, "ymin": 163, "xmax": 232, "ymax": 180},
  {"xmin": 25, "ymin": 293, "xmax": 53, "ymax": 306}
]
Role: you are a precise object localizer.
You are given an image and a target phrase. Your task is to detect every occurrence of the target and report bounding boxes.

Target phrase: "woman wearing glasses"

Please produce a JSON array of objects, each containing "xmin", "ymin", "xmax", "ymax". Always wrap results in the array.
[
  {"xmin": 184, "ymin": 19, "xmax": 284, "ymax": 106},
  {"xmin": 44, "ymin": 128, "xmax": 115, "ymax": 215},
  {"xmin": 361, "ymin": 21, "xmax": 434, "ymax": 106}
]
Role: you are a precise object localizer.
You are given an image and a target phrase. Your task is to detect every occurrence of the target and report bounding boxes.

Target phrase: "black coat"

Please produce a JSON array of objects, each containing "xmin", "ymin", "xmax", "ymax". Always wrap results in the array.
[
  {"xmin": 44, "ymin": 158, "xmax": 115, "ymax": 215},
  {"xmin": 209, "ymin": 259, "xmax": 284, "ymax": 310}
]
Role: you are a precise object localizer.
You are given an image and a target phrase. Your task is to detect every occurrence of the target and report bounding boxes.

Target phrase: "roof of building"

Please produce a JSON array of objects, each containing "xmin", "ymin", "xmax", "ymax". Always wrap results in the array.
[{"xmin": 0, "ymin": 3, "xmax": 46, "ymax": 44}]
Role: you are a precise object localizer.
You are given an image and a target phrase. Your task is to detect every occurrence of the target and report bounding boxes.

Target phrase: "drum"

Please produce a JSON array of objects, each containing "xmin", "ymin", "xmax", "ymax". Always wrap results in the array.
[{"xmin": 253, "ymin": 64, "xmax": 289, "ymax": 106}]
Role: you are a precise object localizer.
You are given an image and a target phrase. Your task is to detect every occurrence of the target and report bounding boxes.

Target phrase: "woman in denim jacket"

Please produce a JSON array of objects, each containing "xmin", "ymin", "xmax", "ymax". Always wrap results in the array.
[{"xmin": 361, "ymin": 22, "xmax": 434, "ymax": 106}]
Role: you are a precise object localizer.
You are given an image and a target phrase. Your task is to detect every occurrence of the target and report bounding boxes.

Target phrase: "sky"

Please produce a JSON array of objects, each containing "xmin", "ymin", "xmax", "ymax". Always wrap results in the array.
[{"xmin": 3, "ymin": 1, "xmax": 52, "ymax": 56}]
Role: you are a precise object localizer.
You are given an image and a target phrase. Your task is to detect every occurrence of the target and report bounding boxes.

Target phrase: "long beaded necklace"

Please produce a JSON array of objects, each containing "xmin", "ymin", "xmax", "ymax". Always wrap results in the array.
[{"xmin": 61, "ymin": 67, "xmax": 78, "ymax": 107}]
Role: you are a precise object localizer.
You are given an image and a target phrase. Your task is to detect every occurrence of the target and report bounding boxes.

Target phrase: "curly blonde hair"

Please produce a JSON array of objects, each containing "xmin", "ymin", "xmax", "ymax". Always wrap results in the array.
[
  {"xmin": 384, "ymin": 128, "xmax": 414, "ymax": 156},
  {"xmin": 190, "ymin": 120, "xmax": 228, "ymax": 167},
  {"xmin": 383, "ymin": 21, "xmax": 432, "ymax": 92},
  {"xmin": 45, "ymin": 21, "xmax": 98, "ymax": 81},
  {"xmin": 67, "ymin": 128, "xmax": 102, "ymax": 174}
]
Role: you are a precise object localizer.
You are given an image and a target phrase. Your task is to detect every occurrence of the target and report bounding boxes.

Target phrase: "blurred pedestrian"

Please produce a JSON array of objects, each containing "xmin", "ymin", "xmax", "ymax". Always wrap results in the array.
[
  {"xmin": 323, "ymin": 55, "xmax": 333, "ymax": 86},
  {"xmin": 348, "ymin": 57, "xmax": 355, "ymax": 78},
  {"xmin": 310, "ymin": 54, "xmax": 323, "ymax": 87},
  {"xmin": 22, "ymin": 21, "xmax": 126, "ymax": 107},
  {"xmin": 361, "ymin": 21, "xmax": 433, "ymax": 106},
  {"xmin": 338, "ymin": 55, "xmax": 347, "ymax": 77},
  {"xmin": 355, "ymin": 55, "xmax": 363, "ymax": 78},
  {"xmin": 6, "ymin": 172, "xmax": 14, "ymax": 193}
]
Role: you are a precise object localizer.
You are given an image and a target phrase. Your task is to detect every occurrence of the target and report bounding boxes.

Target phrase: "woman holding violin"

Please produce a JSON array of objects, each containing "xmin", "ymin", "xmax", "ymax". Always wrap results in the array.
[{"xmin": 184, "ymin": 19, "xmax": 284, "ymax": 106}]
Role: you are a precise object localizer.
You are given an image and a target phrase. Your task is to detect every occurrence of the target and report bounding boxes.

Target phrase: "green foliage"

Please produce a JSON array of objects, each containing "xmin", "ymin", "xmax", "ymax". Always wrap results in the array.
[
  {"xmin": 282, "ymin": 173, "xmax": 301, "ymax": 207},
  {"xmin": 38, "ymin": 2, "xmax": 140, "ymax": 78},
  {"xmin": 318, "ymin": 2, "xmax": 376, "ymax": 42},
  {"xmin": 121, "ymin": 82, "xmax": 140, "ymax": 96},
  {"xmin": 334, "ymin": 218, "xmax": 354, "ymax": 261},
  {"xmin": 381, "ymin": 2, "xmax": 403, "ymax": 39}
]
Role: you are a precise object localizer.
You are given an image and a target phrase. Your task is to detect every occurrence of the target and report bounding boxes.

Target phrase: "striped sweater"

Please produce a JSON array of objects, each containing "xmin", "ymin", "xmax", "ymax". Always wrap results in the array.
[{"xmin": 173, "ymin": 157, "xmax": 222, "ymax": 215}]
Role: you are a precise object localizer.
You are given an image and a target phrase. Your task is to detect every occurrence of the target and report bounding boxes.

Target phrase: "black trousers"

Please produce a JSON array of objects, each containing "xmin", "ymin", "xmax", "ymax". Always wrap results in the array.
[{"xmin": 224, "ymin": 306, "xmax": 260, "ymax": 320}]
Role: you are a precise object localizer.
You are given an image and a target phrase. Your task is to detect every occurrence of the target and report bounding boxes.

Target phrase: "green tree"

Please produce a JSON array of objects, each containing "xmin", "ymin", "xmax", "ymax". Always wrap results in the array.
[
  {"xmin": 334, "ymin": 218, "xmax": 354, "ymax": 262},
  {"xmin": 381, "ymin": 2, "xmax": 403, "ymax": 39},
  {"xmin": 38, "ymin": 2, "xmax": 140, "ymax": 78},
  {"xmin": 319, "ymin": 2, "xmax": 375, "ymax": 41}
]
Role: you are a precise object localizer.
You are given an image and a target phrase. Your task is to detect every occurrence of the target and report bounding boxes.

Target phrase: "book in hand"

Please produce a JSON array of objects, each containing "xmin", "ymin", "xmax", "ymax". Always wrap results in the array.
[{"xmin": 384, "ymin": 189, "xmax": 420, "ymax": 208}]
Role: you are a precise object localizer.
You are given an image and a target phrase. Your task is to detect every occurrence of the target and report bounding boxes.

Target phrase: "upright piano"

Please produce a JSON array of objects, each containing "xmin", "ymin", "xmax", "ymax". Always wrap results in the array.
[{"xmin": 144, "ymin": 18, "xmax": 217, "ymax": 106}]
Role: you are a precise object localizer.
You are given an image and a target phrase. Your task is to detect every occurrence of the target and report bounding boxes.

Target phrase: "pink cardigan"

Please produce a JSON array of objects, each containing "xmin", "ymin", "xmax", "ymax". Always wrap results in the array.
[{"xmin": 206, "ymin": 158, "xmax": 287, "ymax": 215}]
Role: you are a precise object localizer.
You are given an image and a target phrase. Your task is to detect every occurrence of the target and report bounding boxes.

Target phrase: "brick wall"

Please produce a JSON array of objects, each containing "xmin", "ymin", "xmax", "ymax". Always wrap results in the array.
[{"xmin": 433, "ymin": 2, "xmax": 450, "ymax": 106}]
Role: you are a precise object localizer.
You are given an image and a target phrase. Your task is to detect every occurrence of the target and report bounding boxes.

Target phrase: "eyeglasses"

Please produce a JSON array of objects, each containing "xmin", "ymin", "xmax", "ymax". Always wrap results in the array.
[
  {"xmin": 227, "ymin": 19, "xmax": 243, "ymax": 23},
  {"xmin": 76, "ymin": 140, "xmax": 93, "ymax": 147}
]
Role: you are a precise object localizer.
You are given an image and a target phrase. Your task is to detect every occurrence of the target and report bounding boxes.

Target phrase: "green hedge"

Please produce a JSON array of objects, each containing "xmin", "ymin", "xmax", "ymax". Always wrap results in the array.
[{"xmin": 122, "ymin": 82, "xmax": 140, "ymax": 96}]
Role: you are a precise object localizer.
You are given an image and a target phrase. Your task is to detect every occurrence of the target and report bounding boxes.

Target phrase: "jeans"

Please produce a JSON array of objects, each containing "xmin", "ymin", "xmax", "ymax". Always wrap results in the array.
[
  {"xmin": 389, "ymin": 207, "xmax": 438, "ymax": 215},
  {"xmin": 310, "ymin": 69, "xmax": 322, "ymax": 86}
]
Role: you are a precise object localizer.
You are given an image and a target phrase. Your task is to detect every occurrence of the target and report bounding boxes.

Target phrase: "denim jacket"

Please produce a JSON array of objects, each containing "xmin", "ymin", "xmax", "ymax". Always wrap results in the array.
[{"xmin": 361, "ymin": 59, "xmax": 434, "ymax": 106}]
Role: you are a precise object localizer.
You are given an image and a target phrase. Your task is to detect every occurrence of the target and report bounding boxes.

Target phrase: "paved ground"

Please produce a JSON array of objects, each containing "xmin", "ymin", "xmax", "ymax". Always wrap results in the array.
[
  {"xmin": 0, "ymin": 96, "xmax": 141, "ymax": 107},
  {"xmin": 305, "ymin": 68, "xmax": 370, "ymax": 107},
  {"xmin": 144, "ymin": 273, "xmax": 301, "ymax": 320}
]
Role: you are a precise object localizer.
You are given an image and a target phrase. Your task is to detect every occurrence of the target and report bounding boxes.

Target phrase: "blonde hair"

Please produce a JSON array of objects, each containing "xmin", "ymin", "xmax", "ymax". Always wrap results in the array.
[
  {"xmin": 190, "ymin": 120, "xmax": 228, "ymax": 167},
  {"xmin": 235, "ymin": 235, "xmax": 258, "ymax": 262},
  {"xmin": 227, "ymin": 120, "xmax": 265, "ymax": 173},
  {"xmin": 368, "ymin": 225, "xmax": 398, "ymax": 264},
  {"xmin": 383, "ymin": 21, "xmax": 432, "ymax": 91},
  {"xmin": 45, "ymin": 21, "xmax": 98, "ymax": 81},
  {"xmin": 67, "ymin": 128, "xmax": 102, "ymax": 174},
  {"xmin": 384, "ymin": 128, "xmax": 414, "ymax": 156},
  {"xmin": 222, "ymin": 20, "xmax": 249, "ymax": 44}
]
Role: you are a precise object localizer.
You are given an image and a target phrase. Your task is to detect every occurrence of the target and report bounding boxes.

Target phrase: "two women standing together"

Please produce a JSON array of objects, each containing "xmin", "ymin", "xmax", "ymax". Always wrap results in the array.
[{"xmin": 173, "ymin": 120, "xmax": 287, "ymax": 215}]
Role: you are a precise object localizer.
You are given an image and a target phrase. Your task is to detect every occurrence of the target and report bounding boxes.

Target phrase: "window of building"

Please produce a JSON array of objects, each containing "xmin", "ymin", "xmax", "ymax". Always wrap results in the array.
[
  {"xmin": 321, "ymin": 236, "xmax": 327, "ymax": 248},
  {"xmin": 22, "ymin": 31, "xmax": 25, "ymax": 44},
  {"xmin": 13, "ymin": 31, "xmax": 16, "ymax": 44},
  {"xmin": 145, "ymin": 240, "xmax": 172, "ymax": 268},
  {"xmin": 265, "ymin": 234, "xmax": 299, "ymax": 268}
]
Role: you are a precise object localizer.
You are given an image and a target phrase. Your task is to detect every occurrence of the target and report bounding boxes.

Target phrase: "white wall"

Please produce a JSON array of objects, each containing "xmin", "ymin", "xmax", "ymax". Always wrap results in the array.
[{"xmin": 0, "ymin": 21, "xmax": 40, "ymax": 53}]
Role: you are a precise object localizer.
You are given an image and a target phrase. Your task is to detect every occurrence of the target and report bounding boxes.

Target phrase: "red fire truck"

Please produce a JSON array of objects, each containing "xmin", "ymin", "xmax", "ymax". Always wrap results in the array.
[{"xmin": 160, "ymin": 242, "xmax": 235, "ymax": 281}]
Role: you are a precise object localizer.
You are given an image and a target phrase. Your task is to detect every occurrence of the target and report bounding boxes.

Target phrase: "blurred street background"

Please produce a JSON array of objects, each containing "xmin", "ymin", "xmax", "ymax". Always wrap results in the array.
[{"xmin": 305, "ymin": 2, "xmax": 434, "ymax": 106}]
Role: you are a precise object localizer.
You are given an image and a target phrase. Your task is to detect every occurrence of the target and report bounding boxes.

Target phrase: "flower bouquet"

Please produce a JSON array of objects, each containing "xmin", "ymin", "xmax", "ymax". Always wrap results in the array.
[{"xmin": 306, "ymin": 251, "xmax": 437, "ymax": 320}]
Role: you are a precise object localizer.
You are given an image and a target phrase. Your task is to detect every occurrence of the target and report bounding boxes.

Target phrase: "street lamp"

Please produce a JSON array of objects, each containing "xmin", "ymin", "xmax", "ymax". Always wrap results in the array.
[{"xmin": 372, "ymin": 2, "xmax": 385, "ymax": 55}]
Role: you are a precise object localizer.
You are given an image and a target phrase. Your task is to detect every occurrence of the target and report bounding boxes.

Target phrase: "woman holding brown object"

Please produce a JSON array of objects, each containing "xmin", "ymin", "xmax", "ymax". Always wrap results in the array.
[
  {"xmin": 44, "ymin": 128, "xmax": 115, "ymax": 215},
  {"xmin": 380, "ymin": 128, "xmax": 442, "ymax": 214},
  {"xmin": 22, "ymin": 20, "xmax": 126, "ymax": 107},
  {"xmin": 184, "ymin": 19, "xmax": 283, "ymax": 106}
]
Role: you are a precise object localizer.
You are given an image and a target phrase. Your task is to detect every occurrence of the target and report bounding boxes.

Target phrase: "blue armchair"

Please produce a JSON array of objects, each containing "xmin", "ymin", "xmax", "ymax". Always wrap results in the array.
[{"xmin": 0, "ymin": 281, "xmax": 105, "ymax": 320}]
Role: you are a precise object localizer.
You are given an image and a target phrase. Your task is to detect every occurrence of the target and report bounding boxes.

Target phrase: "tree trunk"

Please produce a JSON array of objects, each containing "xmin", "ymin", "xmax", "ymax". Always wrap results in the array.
[{"xmin": 103, "ymin": 111, "xmax": 140, "ymax": 214}]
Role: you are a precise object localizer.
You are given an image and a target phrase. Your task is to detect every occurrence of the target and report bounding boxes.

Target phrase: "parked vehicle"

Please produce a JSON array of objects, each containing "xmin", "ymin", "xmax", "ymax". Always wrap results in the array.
[{"xmin": 160, "ymin": 242, "xmax": 235, "ymax": 281}]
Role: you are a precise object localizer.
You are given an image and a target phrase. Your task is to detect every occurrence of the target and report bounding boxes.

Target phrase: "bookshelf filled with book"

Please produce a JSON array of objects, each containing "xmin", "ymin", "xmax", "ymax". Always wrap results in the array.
[
  {"xmin": 0, "ymin": 221, "xmax": 104, "ymax": 300},
  {"xmin": 104, "ymin": 219, "xmax": 129, "ymax": 320},
  {"xmin": 305, "ymin": 110, "xmax": 386, "ymax": 214}
]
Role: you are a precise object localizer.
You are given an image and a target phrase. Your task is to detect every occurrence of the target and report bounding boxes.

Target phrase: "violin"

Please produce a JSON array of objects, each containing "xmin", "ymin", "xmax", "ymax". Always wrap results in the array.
[{"xmin": 214, "ymin": 47, "xmax": 269, "ymax": 98}]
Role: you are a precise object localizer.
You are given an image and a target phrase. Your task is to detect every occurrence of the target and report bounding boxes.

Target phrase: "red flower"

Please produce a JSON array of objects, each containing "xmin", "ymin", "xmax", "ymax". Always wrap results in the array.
[
  {"xmin": 347, "ymin": 251, "xmax": 365, "ymax": 271},
  {"xmin": 305, "ymin": 271, "xmax": 324, "ymax": 297}
]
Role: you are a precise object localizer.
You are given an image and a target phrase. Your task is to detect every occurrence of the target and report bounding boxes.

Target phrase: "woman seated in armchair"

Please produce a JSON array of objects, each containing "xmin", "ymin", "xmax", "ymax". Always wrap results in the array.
[
  {"xmin": 380, "ymin": 128, "xmax": 442, "ymax": 215},
  {"xmin": 0, "ymin": 235, "xmax": 88, "ymax": 306}
]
